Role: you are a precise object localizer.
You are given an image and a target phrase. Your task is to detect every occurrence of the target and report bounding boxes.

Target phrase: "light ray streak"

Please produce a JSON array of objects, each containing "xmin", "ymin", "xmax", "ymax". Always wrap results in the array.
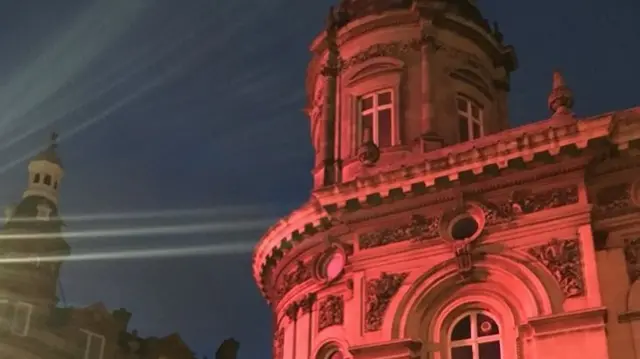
[
  {"xmin": 55, "ymin": 205, "xmax": 269, "ymax": 222},
  {"xmin": 0, "ymin": 1, "xmax": 149, "ymax": 130},
  {"xmin": 0, "ymin": 219, "xmax": 274, "ymax": 241},
  {"xmin": 0, "ymin": 7, "xmax": 221, "ymax": 152},
  {"xmin": 0, "ymin": 44, "xmax": 206, "ymax": 174},
  {"xmin": 0, "ymin": 242, "xmax": 254, "ymax": 264}
]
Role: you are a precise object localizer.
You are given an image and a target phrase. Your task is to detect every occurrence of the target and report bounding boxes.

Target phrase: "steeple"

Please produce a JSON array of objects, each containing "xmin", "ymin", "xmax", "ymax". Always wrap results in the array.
[{"xmin": 22, "ymin": 132, "xmax": 64, "ymax": 205}]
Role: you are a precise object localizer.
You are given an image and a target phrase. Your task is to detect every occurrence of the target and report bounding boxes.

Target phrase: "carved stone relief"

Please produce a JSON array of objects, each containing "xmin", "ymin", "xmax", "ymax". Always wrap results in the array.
[
  {"xmin": 339, "ymin": 35, "xmax": 493, "ymax": 82},
  {"xmin": 624, "ymin": 238, "xmax": 640, "ymax": 283},
  {"xmin": 359, "ymin": 214, "xmax": 439, "ymax": 250},
  {"xmin": 528, "ymin": 239, "xmax": 584, "ymax": 298},
  {"xmin": 484, "ymin": 185, "xmax": 579, "ymax": 225},
  {"xmin": 593, "ymin": 183, "xmax": 633, "ymax": 217},
  {"xmin": 310, "ymin": 75, "xmax": 326, "ymax": 165},
  {"xmin": 318, "ymin": 295, "xmax": 344, "ymax": 331},
  {"xmin": 276, "ymin": 260, "xmax": 312, "ymax": 299},
  {"xmin": 365, "ymin": 272, "xmax": 408, "ymax": 332}
]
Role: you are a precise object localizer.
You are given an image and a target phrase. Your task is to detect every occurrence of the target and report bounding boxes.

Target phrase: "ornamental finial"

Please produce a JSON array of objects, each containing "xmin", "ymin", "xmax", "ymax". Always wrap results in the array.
[{"xmin": 548, "ymin": 70, "xmax": 574, "ymax": 116}]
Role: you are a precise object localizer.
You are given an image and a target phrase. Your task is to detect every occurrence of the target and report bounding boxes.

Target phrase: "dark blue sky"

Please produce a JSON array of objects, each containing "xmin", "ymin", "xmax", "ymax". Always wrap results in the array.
[{"xmin": 0, "ymin": 0, "xmax": 637, "ymax": 358}]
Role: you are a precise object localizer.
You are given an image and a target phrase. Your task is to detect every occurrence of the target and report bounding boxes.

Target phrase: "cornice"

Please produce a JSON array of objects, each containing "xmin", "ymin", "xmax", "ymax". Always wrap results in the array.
[{"xmin": 252, "ymin": 107, "xmax": 640, "ymax": 302}]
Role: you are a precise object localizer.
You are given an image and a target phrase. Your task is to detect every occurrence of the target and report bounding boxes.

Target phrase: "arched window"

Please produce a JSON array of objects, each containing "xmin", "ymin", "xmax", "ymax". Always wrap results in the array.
[
  {"xmin": 33, "ymin": 173, "xmax": 41, "ymax": 183},
  {"xmin": 449, "ymin": 311, "xmax": 501, "ymax": 359},
  {"xmin": 43, "ymin": 175, "xmax": 52, "ymax": 186}
]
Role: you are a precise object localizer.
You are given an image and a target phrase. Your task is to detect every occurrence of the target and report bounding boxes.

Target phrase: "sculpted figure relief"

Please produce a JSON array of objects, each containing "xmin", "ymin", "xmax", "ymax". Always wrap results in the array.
[{"xmin": 309, "ymin": 75, "xmax": 326, "ymax": 166}]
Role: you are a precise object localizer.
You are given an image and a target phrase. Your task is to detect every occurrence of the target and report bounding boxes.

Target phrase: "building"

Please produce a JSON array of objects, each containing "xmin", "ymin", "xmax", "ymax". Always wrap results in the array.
[
  {"xmin": 0, "ymin": 135, "xmax": 225, "ymax": 359},
  {"xmin": 252, "ymin": 1, "xmax": 640, "ymax": 358}
]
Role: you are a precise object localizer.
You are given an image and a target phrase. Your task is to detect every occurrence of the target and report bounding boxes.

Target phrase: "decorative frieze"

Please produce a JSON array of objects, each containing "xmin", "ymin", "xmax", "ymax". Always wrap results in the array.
[
  {"xmin": 623, "ymin": 238, "xmax": 640, "ymax": 283},
  {"xmin": 484, "ymin": 185, "xmax": 579, "ymax": 225},
  {"xmin": 276, "ymin": 260, "xmax": 312, "ymax": 298},
  {"xmin": 359, "ymin": 214, "xmax": 439, "ymax": 250},
  {"xmin": 528, "ymin": 239, "xmax": 584, "ymax": 298},
  {"xmin": 593, "ymin": 183, "xmax": 634, "ymax": 217},
  {"xmin": 365, "ymin": 272, "xmax": 408, "ymax": 332},
  {"xmin": 318, "ymin": 295, "xmax": 344, "ymax": 331},
  {"xmin": 274, "ymin": 328, "xmax": 284, "ymax": 359}
]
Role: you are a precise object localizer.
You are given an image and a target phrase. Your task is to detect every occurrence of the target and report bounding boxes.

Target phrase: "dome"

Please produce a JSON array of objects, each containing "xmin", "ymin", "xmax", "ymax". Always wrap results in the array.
[
  {"xmin": 335, "ymin": 0, "xmax": 490, "ymax": 33},
  {"xmin": 32, "ymin": 144, "xmax": 63, "ymax": 168}
]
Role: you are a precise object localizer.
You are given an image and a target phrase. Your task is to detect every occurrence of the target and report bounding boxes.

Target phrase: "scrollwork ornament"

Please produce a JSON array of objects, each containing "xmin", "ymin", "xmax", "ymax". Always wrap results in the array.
[
  {"xmin": 318, "ymin": 295, "xmax": 344, "ymax": 331},
  {"xmin": 365, "ymin": 272, "xmax": 408, "ymax": 332},
  {"xmin": 528, "ymin": 239, "xmax": 584, "ymax": 298}
]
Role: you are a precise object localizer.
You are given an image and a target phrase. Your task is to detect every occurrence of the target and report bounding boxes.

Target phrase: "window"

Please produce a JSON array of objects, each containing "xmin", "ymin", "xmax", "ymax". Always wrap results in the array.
[
  {"xmin": 11, "ymin": 302, "xmax": 32, "ymax": 336},
  {"xmin": 357, "ymin": 90, "xmax": 394, "ymax": 148},
  {"xmin": 33, "ymin": 173, "xmax": 41, "ymax": 183},
  {"xmin": 456, "ymin": 96, "xmax": 483, "ymax": 142},
  {"xmin": 82, "ymin": 330, "xmax": 106, "ymax": 359},
  {"xmin": 43, "ymin": 175, "xmax": 52, "ymax": 185},
  {"xmin": 449, "ymin": 311, "xmax": 501, "ymax": 359},
  {"xmin": 36, "ymin": 203, "xmax": 52, "ymax": 221}
]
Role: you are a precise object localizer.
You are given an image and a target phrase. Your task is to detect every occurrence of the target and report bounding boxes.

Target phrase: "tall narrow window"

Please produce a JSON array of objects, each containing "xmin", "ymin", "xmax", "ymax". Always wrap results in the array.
[
  {"xmin": 11, "ymin": 302, "xmax": 32, "ymax": 336},
  {"xmin": 449, "ymin": 311, "xmax": 501, "ymax": 359},
  {"xmin": 33, "ymin": 173, "xmax": 41, "ymax": 183},
  {"xmin": 43, "ymin": 175, "xmax": 52, "ymax": 186},
  {"xmin": 456, "ymin": 96, "xmax": 483, "ymax": 142},
  {"xmin": 358, "ymin": 90, "xmax": 394, "ymax": 148},
  {"xmin": 83, "ymin": 331, "xmax": 106, "ymax": 359}
]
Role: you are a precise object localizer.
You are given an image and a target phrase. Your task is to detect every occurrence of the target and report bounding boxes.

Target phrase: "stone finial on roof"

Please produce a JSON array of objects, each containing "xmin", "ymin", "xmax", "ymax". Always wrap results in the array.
[{"xmin": 548, "ymin": 70, "xmax": 574, "ymax": 116}]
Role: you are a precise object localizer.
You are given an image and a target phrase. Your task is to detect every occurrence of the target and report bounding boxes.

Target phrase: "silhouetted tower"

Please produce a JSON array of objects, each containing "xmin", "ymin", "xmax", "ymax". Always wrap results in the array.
[
  {"xmin": 0, "ymin": 133, "xmax": 69, "ymax": 334},
  {"xmin": 215, "ymin": 338, "xmax": 240, "ymax": 359}
]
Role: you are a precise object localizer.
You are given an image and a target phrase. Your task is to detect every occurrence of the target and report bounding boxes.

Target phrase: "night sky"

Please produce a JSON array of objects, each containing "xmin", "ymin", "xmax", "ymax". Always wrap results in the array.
[{"xmin": 0, "ymin": 0, "xmax": 638, "ymax": 358}]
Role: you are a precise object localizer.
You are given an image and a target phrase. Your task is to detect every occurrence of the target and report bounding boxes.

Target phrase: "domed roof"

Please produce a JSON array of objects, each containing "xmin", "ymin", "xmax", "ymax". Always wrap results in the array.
[
  {"xmin": 334, "ymin": 0, "xmax": 490, "ymax": 33},
  {"xmin": 32, "ymin": 145, "xmax": 63, "ymax": 167},
  {"xmin": 31, "ymin": 132, "xmax": 63, "ymax": 168}
]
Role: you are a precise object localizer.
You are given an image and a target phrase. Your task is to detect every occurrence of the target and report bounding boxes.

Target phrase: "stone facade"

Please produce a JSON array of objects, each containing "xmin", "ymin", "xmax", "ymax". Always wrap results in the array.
[
  {"xmin": 0, "ymin": 136, "xmax": 208, "ymax": 359},
  {"xmin": 253, "ymin": 1, "xmax": 640, "ymax": 359}
]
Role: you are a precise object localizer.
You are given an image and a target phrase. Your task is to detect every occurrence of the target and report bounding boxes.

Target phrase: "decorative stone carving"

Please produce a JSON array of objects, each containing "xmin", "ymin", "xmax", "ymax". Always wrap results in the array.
[
  {"xmin": 528, "ymin": 239, "xmax": 584, "ymax": 298},
  {"xmin": 299, "ymin": 293, "xmax": 317, "ymax": 314},
  {"xmin": 365, "ymin": 272, "xmax": 408, "ymax": 332},
  {"xmin": 623, "ymin": 238, "xmax": 640, "ymax": 282},
  {"xmin": 486, "ymin": 186, "xmax": 579, "ymax": 224},
  {"xmin": 594, "ymin": 183, "xmax": 633, "ymax": 217},
  {"xmin": 273, "ymin": 328, "xmax": 284, "ymax": 359},
  {"xmin": 276, "ymin": 260, "xmax": 312, "ymax": 298},
  {"xmin": 285, "ymin": 302, "xmax": 299, "ymax": 321},
  {"xmin": 359, "ymin": 214, "xmax": 439, "ymax": 250},
  {"xmin": 310, "ymin": 76, "xmax": 326, "ymax": 165},
  {"xmin": 318, "ymin": 295, "xmax": 344, "ymax": 331}
]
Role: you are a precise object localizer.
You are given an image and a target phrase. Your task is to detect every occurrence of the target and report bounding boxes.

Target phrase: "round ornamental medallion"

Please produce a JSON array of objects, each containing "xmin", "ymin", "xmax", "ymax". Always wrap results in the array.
[
  {"xmin": 324, "ymin": 251, "xmax": 346, "ymax": 282},
  {"xmin": 480, "ymin": 320, "xmax": 492, "ymax": 334},
  {"xmin": 439, "ymin": 202, "xmax": 486, "ymax": 244}
]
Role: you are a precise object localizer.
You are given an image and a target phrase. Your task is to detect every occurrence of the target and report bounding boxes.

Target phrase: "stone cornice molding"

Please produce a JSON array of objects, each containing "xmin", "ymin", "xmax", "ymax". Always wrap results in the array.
[
  {"xmin": 252, "ymin": 108, "xmax": 640, "ymax": 301},
  {"xmin": 349, "ymin": 338, "xmax": 422, "ymax": 359},
  {"xmin": 525, "ymin": 307, "xmax": 607, "ymax": 338}
]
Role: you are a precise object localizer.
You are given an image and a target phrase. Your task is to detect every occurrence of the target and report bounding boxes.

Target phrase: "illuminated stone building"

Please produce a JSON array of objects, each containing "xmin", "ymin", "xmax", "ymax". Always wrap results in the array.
[
  {"xmin": 252, "ymin": 1, "xmax": 640, "ymax": 358},
  {"xmin": 0, "ymin": 136, "xmax": 202, "ymax": 359}
]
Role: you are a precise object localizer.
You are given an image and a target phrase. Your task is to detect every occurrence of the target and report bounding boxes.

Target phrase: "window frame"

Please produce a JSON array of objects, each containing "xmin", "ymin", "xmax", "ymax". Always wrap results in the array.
[
  {"xmin": 456, "ymin": 95, "xmax": 484, "ymax": 142},
  {"xmin": 11, "ymin": 301, "xmax": 32, "ymax": 336},
  {"xmin": 447, "ymin": 311, "xmax": 502, "ymax": 359},
  {"xmin": 356, "ymin": 89, "xmax": 396, "ymax": 148},
  {"xmin": 81, "ymin": 330, "xmax": 106, "ymax": 359}
]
